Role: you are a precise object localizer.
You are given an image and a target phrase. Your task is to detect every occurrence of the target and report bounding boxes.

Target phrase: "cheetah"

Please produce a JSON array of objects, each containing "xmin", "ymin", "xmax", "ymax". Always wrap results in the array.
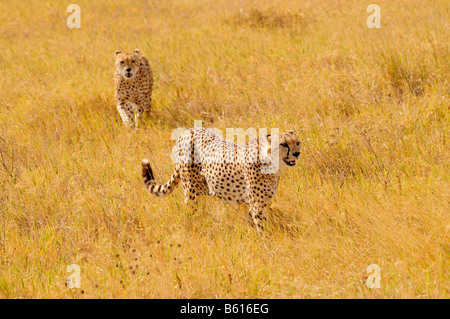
[
  {"xmin": 141, "ymin": 128, "xmax": 301, "ymax": 231},
  {"xmin": 114, "ymin": 49, "xmax": 153, "ymax": 128}
]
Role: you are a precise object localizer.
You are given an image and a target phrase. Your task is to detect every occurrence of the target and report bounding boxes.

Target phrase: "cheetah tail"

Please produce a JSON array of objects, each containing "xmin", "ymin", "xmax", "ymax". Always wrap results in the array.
[{"xmin": 142, "ymin": 159, "xmax": 181, "ymax": 197}]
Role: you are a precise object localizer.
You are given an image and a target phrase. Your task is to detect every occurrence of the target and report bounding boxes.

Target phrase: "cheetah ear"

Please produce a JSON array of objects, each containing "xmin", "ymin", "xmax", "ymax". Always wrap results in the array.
[
  {"xmin": 287, "ymin": 130, "xmax": 295, "ymax": 134},
  {"xmin": 265, "ymin": 133, "xmax": 271, "ymax": 142},
  {"xmin": 115, "ymin": 50, "xmax": 122, "ymax": 55},
  {"xmin": 134, "ymin": 49, "xmax": 141, "ymax": 55}
]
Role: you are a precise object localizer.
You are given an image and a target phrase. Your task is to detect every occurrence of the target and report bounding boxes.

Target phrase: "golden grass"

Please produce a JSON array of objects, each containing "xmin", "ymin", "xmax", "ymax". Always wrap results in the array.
[{"xmin": 0, "ymin": 0, "xmax": 448, "ymax": 298}]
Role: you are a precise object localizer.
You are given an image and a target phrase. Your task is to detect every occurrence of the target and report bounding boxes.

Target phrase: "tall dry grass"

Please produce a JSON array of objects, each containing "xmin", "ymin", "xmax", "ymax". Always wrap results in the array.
[{"xmin": 0, "ymin": 0, "xmax": 448, "ymax": 298}]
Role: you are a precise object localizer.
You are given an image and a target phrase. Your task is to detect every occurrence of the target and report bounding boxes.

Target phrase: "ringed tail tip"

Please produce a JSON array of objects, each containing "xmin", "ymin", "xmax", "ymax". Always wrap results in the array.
[{"xmin": 141, "ymin": 158, "xmax": 154, "ymax": 181}]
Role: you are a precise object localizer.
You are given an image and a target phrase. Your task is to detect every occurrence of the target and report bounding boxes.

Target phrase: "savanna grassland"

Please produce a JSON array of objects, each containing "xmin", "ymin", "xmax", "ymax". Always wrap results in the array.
[{"xmin": 0, "ymin": 0, "xmax": 448, "ymax": 298}]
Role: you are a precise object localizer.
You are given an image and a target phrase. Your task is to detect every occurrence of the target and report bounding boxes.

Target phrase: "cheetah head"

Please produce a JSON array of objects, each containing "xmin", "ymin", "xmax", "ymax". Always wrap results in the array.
[
  {"xmin": 265, "ymin": 130, "xmax": 301, "ymax": 169},
  {"xmin": 115, "ymin": 49, "xmax": 141, "ymax": 79}
]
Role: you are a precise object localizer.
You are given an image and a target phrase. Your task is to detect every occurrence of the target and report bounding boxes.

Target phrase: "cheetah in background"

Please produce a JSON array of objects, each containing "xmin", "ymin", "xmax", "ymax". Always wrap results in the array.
[
  {"xmin": 114, "ymin": 49, "xmax": 153, "ymax": 128},
  {"xmin": 141, "ymin": 128, "xmax": 301, "ymax": 232}
]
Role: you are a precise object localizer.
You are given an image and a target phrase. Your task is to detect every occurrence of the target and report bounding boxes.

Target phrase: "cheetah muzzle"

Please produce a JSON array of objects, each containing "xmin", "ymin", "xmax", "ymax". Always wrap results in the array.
[{"xmin": 283, "ymin": 158, "xmax": 297, "ymax": 166}]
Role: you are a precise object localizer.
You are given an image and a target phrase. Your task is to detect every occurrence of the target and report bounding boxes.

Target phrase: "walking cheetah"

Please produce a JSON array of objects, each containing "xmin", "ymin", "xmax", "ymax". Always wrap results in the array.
[
  {"xmin": 114, "ymin": 49, "xmax": 153, "ymax": 128},
  {"xmin": 141, "ymin": 128, "xmax": 301, "ymax": 231}
]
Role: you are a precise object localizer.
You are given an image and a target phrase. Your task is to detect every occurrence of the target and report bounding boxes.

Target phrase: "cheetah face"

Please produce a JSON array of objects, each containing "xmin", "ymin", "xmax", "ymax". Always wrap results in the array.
[
  {"xmin": 262, "ymin": 130, "xmax": 301, "ymax": 171},
  {"xmin": 115, "ymin": 49, "xmax": 141, "ymax": 79},
  {"xmin": 277, "ymin": 131, "xmax": 301, "ymax": 168}
]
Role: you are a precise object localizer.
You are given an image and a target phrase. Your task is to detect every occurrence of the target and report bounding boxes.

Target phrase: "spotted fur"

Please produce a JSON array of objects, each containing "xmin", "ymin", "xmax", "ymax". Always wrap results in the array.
[
  {"xmin": 114, "ymin": 49, "xmax": 153, "ymax": 128},
  {"xmin": 142, "ymin": 128, "xmax": 301, "ymax": 231}
]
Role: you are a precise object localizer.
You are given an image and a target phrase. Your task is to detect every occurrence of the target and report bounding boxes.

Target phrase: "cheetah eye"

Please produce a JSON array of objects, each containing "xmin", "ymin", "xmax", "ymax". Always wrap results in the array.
[
  {"xmin": 280, "ymin": 143, "xmax": 288, "ymax": 148},
  {"xmin": 132, "ymin": 60, "xmax": 136, "ymax": 63},
  {"xmin": 120, "ymin": 61, "xmax": 125, "ymax": 65},
  {"xmin": 297, "ymin": 142, "xmax": 300, "ymax": 146}
]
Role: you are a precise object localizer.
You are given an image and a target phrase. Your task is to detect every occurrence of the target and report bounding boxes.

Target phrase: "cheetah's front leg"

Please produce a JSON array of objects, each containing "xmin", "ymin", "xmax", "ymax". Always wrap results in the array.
[
  {"xmin": 134, "ymin": 101, "xmax": 151, "ymax": 129},
  {"xmin": 117, "ymin": 102, "xmax": 134, "ymax": 128},
  {"xmin": 134, "ymin": 104, "xmax": 146, "ymax": 129},
  {"xmin": 134, "ymin": 112, "xmax": 141, "ymax": 129},
  {"xmin": 244, "ymin": 170, "xmax": 269, "ymax": 232},
  {"xmin": 249, "ymin": 202, "xmax": 268, "ymax": 232}
]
